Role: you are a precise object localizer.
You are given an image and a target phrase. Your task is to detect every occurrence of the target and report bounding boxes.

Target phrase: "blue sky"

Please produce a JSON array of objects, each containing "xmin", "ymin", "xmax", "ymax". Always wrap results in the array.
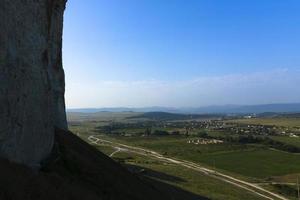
[{"xmin": 63, "ymin": 0, "xmax": 300, "ymax": 108}]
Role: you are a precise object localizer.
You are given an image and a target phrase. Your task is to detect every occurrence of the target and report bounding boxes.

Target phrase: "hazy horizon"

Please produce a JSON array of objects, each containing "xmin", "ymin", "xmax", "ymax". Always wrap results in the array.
[
  {"xmin": 66, "ymin": 102, "xmax": 300, "ymax": 110},
  {"xmin": 63, "ymin": 0, "xmax": 300, "ymax": 108}
]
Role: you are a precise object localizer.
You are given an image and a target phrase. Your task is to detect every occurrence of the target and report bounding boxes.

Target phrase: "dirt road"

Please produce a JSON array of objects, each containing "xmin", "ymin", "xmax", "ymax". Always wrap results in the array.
[{"xmin": 88, "ymin": 135, "xmax": 289, "ymax": 200}]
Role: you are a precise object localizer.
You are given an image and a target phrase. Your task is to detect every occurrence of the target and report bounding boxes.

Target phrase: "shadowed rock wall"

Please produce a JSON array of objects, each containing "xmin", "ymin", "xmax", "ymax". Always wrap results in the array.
[{"xmin": 0, "ymin": 0, "xmax": 67, "ymax": 167}]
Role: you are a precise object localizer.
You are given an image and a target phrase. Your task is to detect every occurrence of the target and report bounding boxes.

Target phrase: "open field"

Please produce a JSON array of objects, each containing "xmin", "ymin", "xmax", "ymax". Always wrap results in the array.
[
  {"xmin": 68, "ymin": 112, "xmax": 300, "ymax": 200},
  {"xmin": 96, "ymin": 135, "xmax": 300, "ymax": 179},
  {"xmin": 94, "ymin": 144, "xmax": 265, "ymax": 200},
  {"xmin": 67, "ymin": 111, "xmax": 141, "ymax": 122},
  {"xmin": 90, "ymin": 137, "xmax": 277, "ymax": 200},
  {"xmin": 271, "ymin": 136, "xmax": 300, "ymax": 148},
  {"xmin": 196, "ymin": 148, "xmax": 300, "ymax": 179}
]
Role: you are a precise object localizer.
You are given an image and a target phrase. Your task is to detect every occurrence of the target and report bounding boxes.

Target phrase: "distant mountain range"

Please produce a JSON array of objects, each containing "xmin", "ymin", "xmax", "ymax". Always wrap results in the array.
[{"xmin": 67, "ymin": 103, "xmax": 300, "ymax": 114}]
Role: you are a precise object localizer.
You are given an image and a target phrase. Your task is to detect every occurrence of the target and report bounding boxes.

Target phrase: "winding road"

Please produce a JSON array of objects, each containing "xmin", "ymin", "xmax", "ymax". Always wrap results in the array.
[{"xmin": 88, "ymin": 135, "xmax": 289, "ymax": 200}]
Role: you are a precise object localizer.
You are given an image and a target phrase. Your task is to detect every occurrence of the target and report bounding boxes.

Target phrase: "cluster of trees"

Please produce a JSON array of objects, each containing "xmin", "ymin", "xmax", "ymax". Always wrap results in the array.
[
  {"xmin": 198, "ymin": 131, "xmax": 300, "ymax": 153},
  {"xmin": 224, "ymin": 135, "xmax": 300, "ymax": 153},
  {"xmin": 273, "ymin": 184, "xmax": 298, "ymax": 197},
  {"xmin": 96, "ymin": 122, "xmax": 155, "ymax": 131},
  {"xmin": 95, "ymin": 123, "xmax": 175, "ymax": 137}
]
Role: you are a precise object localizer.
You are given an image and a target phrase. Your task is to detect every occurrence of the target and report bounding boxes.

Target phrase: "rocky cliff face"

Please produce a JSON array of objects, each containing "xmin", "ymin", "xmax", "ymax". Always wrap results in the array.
[{"xmin": 0, "ymin": 0, "xmax": 67, "ymax": 167}]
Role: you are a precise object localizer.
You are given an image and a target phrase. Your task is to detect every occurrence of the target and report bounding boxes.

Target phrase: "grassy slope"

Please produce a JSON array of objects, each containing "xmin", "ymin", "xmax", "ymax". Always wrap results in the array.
[{"xmin": 3, "ymin": 129, "xmax": 206, "ymax": 200}]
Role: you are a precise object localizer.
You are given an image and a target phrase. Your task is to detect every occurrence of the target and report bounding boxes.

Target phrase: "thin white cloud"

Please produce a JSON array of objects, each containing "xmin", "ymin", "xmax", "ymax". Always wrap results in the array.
[{"xmin": 65, "ymin": 69, "xmax": 300, "ymax": 108}]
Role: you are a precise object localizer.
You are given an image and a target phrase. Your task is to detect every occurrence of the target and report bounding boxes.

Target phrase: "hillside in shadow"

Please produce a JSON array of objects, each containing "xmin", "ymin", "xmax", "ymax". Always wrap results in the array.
[{"xmin": 0, "ymin": 129, "xmax": 208, "ymax": 200}]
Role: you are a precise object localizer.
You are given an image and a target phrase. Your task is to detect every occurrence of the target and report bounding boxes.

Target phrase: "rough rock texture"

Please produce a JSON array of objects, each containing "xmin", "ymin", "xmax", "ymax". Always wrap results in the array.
[{"xmin": 0, "ymin": 0, "xmax": 67, "ymax": 167}]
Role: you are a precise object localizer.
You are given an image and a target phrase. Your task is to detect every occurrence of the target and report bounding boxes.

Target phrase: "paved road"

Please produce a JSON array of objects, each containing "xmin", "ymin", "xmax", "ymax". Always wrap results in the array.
[{"xmin": 88, "ymin": 135, "xmax": 289, "ymax": 200}]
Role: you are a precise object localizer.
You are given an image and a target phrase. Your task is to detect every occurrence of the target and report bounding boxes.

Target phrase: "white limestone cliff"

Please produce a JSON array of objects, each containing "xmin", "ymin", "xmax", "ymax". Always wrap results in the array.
[{"xmin": 0, "ymin": 0, "xmax": 67, "ymax": 167}]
